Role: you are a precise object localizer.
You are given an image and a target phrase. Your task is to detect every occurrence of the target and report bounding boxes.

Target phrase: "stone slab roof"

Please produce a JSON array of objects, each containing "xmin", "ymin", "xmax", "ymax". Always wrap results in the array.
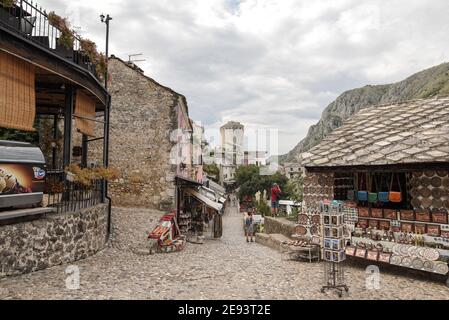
[{"xmin": 300, "ymin": 97, "xmax": 449, "ymax": 168}]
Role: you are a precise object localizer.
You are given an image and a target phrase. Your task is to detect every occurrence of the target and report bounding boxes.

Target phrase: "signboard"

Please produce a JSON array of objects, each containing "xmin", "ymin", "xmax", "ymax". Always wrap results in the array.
[{"xmin": 0, "ymin": 163, "xmax": 46, "ymax": 195}]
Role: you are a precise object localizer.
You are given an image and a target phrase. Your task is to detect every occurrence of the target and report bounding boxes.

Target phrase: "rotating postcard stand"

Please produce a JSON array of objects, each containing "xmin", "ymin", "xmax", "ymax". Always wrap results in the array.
[{"xmin": 320, "ymin": 200, "xmax": 349, "ymax": 297}]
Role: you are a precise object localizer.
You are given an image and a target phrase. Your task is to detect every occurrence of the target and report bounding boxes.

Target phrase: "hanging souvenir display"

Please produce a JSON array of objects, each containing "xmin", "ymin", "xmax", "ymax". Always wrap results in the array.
[{"xmin": 389, "ymin": 173, "xmax": 403, "ymax": 203}]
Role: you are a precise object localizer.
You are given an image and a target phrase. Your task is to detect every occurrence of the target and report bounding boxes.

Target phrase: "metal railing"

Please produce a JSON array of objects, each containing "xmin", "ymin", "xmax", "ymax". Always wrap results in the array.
[
  {"xmin": 44, "ymin": 170, "xmax": 104, "ymax": 214},
  {"xmin": 0, "ymin": 0, "xmax": 99, "ymax": 79}
]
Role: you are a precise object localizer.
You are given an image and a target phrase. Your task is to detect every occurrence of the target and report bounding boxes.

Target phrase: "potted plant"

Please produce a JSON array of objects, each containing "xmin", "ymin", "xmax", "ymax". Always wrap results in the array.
[
  {"xmin": 0, "ymin": 0, "xmax": 17, "ymax": 28},
  {"xmin": 0, "ymin": 0, "xmax": 16, "ymax": 7},
  {"xmin": 48, "ymin": 11, "xmax": 74, "ymax": 58},
  {"xmin": 65, "ymin": 164, "xmax": 120, "ymax": 187},
  {"xmin": 95, "ymin": 53, "xmax": 108, "ymax": 81}
]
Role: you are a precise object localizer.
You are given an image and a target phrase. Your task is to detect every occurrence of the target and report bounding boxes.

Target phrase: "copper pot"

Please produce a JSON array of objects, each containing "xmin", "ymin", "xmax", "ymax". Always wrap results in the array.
[
  {"xmin": 442, "ymin": 178, "xmax": 449, "ymax": 188},
  {"xmin": 436, "ymin": 170, "xmax": 448, "ymax": 178},
  {"xmin": 431, "ymin": 187, "xmax": 443, "ymax": 199},
  {"xmin": 424, "ymin": 170, "xmax": 435, "ymax": 178},
  {"xmin": 431, "ymin": 177, "xmax": 442, "ymax": 188},
  {"xmin": 419, "ymin": 186, "xmax": 432, "ymax": 198},
  {"xmin": 421, "ymin": 197, "xmax": 432, "ymax": 208},
  {"xmin": 432, "ymin": 198, "xmax": 443, "ymax": 209},
  {"xmin": 413, "ymin": 171, "xmax": 423, "ymax": 178}
]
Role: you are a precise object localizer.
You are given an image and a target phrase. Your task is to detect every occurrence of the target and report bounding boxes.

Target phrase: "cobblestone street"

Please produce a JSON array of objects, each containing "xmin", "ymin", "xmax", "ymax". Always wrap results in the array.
[{"xmin": 1, "ymin": 203, "xmax": 449, "ymax": 300}]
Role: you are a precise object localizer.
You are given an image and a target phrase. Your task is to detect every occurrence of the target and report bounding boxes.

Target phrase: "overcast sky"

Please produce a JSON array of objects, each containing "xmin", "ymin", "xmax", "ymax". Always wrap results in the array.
[{"xmin": 40, "ymin": 0, "xmax": 449, "ymax": 154}]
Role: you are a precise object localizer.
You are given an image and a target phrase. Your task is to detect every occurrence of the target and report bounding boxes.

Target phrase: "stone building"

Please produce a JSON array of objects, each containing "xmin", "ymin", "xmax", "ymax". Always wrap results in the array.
[
  {"xmin": 90, "ymin": 56, "xmax": 196, "ymax": 210},
  {"xmin": 282, "ymin": 162, "xmax": 303, "ymax": 179},
  {"xmin": 219, "ymin": 121, "xmax": 244, "ymax": 185}
]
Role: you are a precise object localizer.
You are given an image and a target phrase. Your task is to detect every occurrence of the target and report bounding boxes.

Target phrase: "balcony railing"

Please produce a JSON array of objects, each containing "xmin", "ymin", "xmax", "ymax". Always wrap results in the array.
[
  {"xmin": 44, "ymin": 170, "xmax": 104, "ymax": 214},
  {"xmin": 0, "ymin": 0, "xmax": 101, "ymax": 81}
]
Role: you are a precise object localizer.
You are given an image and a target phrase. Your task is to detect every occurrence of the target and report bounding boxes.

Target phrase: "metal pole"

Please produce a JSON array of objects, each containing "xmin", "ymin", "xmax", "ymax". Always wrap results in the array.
[
  {"xmin": 52, "ymin": 114, "xmax": 57, "ymax": 169},
  {"xmin": 105, "ymin": 18, "xmax": 109, "ymax": 89},
  {"xmin": 81, "ymin": 134, "xmax": 88, "ymax": 168},
  {"xmin": 100, "ymin": 13, "xmax": 112, "ymax": 237},
  {"xmin": 63, "ymin": 86, "xmax": 74, "ymax": 168}
]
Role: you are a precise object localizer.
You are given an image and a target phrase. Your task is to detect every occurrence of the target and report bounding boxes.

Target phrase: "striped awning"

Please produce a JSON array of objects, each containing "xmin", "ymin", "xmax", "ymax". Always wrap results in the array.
[
  {"xmin": 74, "ymin": 91, "xmax": 96, "ymax": 137},
  {"xmin": 0, "ymin": 51, "xmax": 36, "ymax": 132}
]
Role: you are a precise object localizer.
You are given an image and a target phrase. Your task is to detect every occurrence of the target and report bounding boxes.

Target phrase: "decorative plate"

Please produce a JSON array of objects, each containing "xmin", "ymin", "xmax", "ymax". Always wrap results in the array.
[
  {"xmin": 423, "ymin": 260, "xmax": 434, "ymax": 272},
  {"xmin": 401, "ymin": 256, "xmax": 412, "ymax": 267},
  {"xmin": 431, "ymin": 177, "xmax": 442, "ymax": 188},
  {"xmin": 423, "ymin": 248, "xmax": 440, "ymax": 261},
  {"xmin": 434, "ymin": 263, "xmax": 449, "ymax": 275},
  {"xmin": 297, "ymin": 214, "xmax": 309, "ymax": 225},
  {"xmin": 399, "ymin": 245, "xmax": 411, "ymax": 257},
  {"xmin": 390, "ymin": 255, "xmax": 402, "ymax": 266},
  {"xmin": 310, "ymin": 225, "xmax": 319, "ymax": 236},
  {"xmin": 392, "ymin": 244, "xmax": 401, "ymax": 256},
  {"xmin": 295, "ymin": 225, "xmax": 307, "ymax": 236},
  {"xmin": 418, "ymin": 248, "xmax": 427, "ymax": 260},
  {"xmin": 412, "ymin": 257, "xmax": 424, "ymax": 270},
  {"xmin": 311, "ymin": 215, "xmax": 320, "ymax": 224},
  {"xmin": 407, "ymin": 246, "xmax": 419, "ymax": 258}
]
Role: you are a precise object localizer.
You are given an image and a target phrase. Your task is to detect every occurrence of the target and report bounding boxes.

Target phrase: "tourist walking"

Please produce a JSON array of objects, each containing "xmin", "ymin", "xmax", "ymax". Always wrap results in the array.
[
  {"xmin": 245, "ymin": 211, "xmax": 254, "ymax": 242},
  {"xmin": 271, "ymin": 183, "xmax": 281, "ymax": 217}
]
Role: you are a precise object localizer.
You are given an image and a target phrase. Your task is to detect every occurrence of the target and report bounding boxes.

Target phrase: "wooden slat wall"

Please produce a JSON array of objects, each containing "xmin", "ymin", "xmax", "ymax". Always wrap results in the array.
[
  {"xmin": 0, "ymin": 51, "xmax": 36, "ymax": 131},
  {"xmin": 74, "ymin": 91, "xmax": 96, "ymax": 137}
]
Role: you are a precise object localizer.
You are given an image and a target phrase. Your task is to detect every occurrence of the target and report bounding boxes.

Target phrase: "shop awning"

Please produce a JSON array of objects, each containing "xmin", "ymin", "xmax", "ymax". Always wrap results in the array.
[
  {"xmin": 186, "ymin": 188, "xmax": 223, "ymax": 212},
  {"xmin": 74, "ymin": 91, "xmax": 96, "ymax": 137},
  {"xmin": 175, "ymin": 175, "xmax": 203, "ymax": 187},
  {"xmin": 0, "ymin": 51, "xmax": 36, "ymax": 132}
]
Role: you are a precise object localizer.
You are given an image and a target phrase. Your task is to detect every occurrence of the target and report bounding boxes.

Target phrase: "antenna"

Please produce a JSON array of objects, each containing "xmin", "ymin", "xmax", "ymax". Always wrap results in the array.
[{"xmin": 128, "ymin": 53, "xmax": 146, "ymax": 63}]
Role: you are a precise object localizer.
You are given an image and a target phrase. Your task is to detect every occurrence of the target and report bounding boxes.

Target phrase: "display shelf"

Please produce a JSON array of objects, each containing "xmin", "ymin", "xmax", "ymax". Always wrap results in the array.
[
  {"xmin": 359, "ymin": 216, "xmax": 449, "ymax": 227},
  {"xmin": 351, "ymin": 236, "xmax": 449, "ymax": 258}
]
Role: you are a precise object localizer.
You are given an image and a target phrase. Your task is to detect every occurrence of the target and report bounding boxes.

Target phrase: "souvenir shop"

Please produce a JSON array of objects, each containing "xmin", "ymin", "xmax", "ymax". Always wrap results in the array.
[
  {"xmin": 175, "ymin": 176, "xmax": 224, "ymax": 244},
  {"xmin": 297, "ymin": 98, "xmax": 449, "ymax": 286}
]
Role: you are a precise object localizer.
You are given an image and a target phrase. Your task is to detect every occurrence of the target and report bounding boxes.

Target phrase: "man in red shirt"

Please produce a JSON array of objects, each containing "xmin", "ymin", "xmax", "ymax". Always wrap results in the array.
[{"xmin": 271, "ymin": 183, "xmax": 281, "ymax": 217}]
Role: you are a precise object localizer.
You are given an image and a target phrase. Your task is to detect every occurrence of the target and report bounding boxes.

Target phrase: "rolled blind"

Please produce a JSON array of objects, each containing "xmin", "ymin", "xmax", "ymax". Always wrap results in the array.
[
  {"xmin": 74, "ymin": 91, "xmax": 96, "ymax": 137},
  {"xmin": 0, "ymin": 51, "xmax": 36, "ymax": 131}
]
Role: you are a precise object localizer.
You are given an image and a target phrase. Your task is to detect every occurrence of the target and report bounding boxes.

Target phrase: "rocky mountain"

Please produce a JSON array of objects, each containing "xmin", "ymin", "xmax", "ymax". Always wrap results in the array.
[{"xmin": 282, "ymin": 62, "xmax": 449, "ymax": 163}]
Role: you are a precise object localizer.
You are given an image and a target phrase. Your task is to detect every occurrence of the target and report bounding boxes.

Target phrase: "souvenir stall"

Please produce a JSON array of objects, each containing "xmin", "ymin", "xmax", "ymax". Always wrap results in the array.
[
  {"xmin": 175, "ymin": 176, "xmax": 224, "ymax": 244},
  {"xmin": 298, "ymin": 98, "xmax": 449, "ymax": 286}
]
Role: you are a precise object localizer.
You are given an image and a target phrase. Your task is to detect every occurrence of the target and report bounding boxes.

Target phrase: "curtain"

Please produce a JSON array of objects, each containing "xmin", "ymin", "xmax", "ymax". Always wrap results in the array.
[
  {"xmin": 0, "ymin": 51, "xmax": 36, "ymax": 131},
  {"xmin": 74, "ymin": 91, "xmax": 96, "ymax": 137}
]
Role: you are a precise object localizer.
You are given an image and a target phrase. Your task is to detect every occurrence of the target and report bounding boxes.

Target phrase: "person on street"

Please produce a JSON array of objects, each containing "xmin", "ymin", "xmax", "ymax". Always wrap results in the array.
[
  {"xmin": 271, "ymin": 183, "xmax": 281, "ymax": 217},
  {"xmin": 245, "ymin": 211, "xmax": 254, "ymax": 243}
]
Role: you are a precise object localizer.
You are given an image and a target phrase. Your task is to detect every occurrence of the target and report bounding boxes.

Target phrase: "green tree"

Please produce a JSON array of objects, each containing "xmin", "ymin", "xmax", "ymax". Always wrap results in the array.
[
  {"xmin": 203, "ymin": 163, "xmax": 220, "ymax": 182},
  {"xmin": 283, "ymin": 172, "xmax": 304, "ymax": 202},
  {"xmin": 235, "ymin": 165, "xmax": 290, "ymax": 201}
]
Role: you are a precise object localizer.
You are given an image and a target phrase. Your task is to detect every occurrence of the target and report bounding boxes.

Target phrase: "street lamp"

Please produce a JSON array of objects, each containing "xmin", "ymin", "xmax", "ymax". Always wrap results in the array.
[{"xmin": 100, "ymin": 13, "xmax": 112, "ymax": 89}]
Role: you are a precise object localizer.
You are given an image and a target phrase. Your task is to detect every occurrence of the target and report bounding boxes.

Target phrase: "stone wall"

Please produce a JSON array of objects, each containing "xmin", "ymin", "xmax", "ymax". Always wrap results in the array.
[
  {"xmin": 0, "ymin": 204, "xmax": 108, "ymax": 278},
  {"xmin": 89, "ymin": 57, "xmax": 186, "ymax": 210},
  {"xmin": 264, "ymin": 217, "xmax": 296, "ymax": 238}
]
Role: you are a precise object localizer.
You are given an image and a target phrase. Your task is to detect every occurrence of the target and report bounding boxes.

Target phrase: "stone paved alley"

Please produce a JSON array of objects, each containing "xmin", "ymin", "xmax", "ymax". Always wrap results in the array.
[{"xmin": 1, "ymin": 203, "xmax": 449, "ymax": 300}]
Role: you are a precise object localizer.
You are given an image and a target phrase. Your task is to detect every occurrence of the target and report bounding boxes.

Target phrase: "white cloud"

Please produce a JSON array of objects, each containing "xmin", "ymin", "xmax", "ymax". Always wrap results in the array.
[{"xmin": 38, "ymin": 0, "xmax": 449, "ymax": 154}]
